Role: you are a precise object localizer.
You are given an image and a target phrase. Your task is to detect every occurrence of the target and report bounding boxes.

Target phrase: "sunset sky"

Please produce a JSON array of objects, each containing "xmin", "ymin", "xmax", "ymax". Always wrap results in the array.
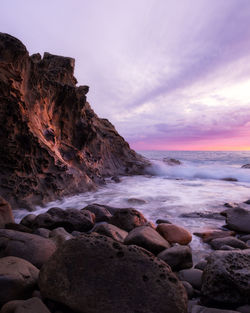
[{"xmin": 1, "ymin": 0, "xmax": 250, "ymax": 150}]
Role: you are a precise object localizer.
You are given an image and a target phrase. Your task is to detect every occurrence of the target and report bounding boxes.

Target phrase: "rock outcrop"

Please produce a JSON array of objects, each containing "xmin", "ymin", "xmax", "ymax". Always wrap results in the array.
[{"xmin": 0, "ymin": 33, "xmax": 147, "ymax": 209}]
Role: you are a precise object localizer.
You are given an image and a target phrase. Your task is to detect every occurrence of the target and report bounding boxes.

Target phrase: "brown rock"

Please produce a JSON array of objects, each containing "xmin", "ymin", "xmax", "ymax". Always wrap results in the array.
[
  {"xmin": 157, "ymin": 223, "xmax": 192, "ymax": 245},
  {"xmin": 81, "ymin": 204, "xmax": 112, "ymax": 222},
  {"xmin": 91, "ymin": 222, "xmax": 128, "ymax": 242},
  {"xmin": 194, "ymin": 230, "xmax": 235, "ymax": 243},
  {"xmin": 39, "ymin": 234, "xmax": 188, "ymax": 313},
  {"xmin": 0, "ymin": 229, "xmax": 57, "ymax": 268},
  {"xmin": 110, "ymin": 208, "xmax": 149, "ymax": 231},
  {"xmin": 0, "ymin": 33, "xmax": 148, "ymax": 209},
  {"xmin": 0, "ymin": 257, "xmax": 39, "ymax": 306},
  {"xmin": 0, "ymin": 298, "xmax": 50, "ymax": 313},
  {"xmin": 0, "ymin": 197, "xmax": 14, "ymax": 228},
  {"xmin": 124, "ymin": 225, "xmax": 170, "ymax": 254}
]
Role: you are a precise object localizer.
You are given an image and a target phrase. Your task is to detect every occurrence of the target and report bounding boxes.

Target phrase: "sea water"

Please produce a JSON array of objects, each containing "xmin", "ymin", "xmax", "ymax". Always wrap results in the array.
[{"xmin": 14, "ymin": 151, "xmax": 250, "ymax": 256}]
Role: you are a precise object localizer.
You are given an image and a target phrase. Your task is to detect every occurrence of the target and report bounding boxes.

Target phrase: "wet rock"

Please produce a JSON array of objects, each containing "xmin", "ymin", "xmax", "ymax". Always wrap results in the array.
[
  {"xmin": 20, "ymin": 214, "xmax": 36, "ymax": 229},
  {"xmin": 221, "ymin": 178, "xmax": 238, "ymax": 182},
  {"xmin": 127, "ymin": 198, "xmax": 147, "ymax": 205},
  {"xmin": 156, "ymin": 218, "xmax": 172, "ymax": 224},
  {"xmin": 163, "ymin": 157, "xmax": 182, "ymax": 166},
  {"xmin": 0, "ymin": 256, "xmax": 39, "ymax": 306},
  {"xmin": 236, "ymin": 305, "xmax": 250, "ymax": 313},
  {"xmin": 181, "ymin": 281, "xmax": 194, "ymax": 299},
  {"xmin": 239, "ymin": 234, "xmax": 250, "ymax": 242},
  {"xmin": 221, "ymin": 207, "xmax": 250, "ymax": 233},
  {"xmin": 81, "ymin": 204, "xmax": 112, "ymax": 222},
  {"xmin": 111, "ymin": 176, "xmax": 120, "ymax": 183},
  {"xmin": 49, "ymin": 227, "xmax": 73, "ymax": 246},
  {"xmin": 0, "ymin": 229, "xmax": 56, "ymax": 268},
  {"xmin": 194, "ymin": 230, "xmax": 235, "ymax": 243},
  {"xmin": 180, "ymin": 212, "xmax": 224, "ymax": 220},
  {"xmin": 39, "ymin": 234, "xmax": 188, "ymax": 313},
  {"xmin": 157, "ymin": 245, "xmax": 193, "ymax": 271},
  {"xmin": 124, "ymin": 225, "xmax": 170, "ymax": 254},
  {"xmin": 110, "ymin": 208, "xmax": 148, "ymax": 232},
  {"xmin": 91, "ymin": 222, "xmax": 128, "ymax": 242},
  {"xmin": 178, "ymin": 269, "xmax": 203, "ymax": 290},
  {"xmin": 224, "ymin": 203, "xmax": 239, "ymax": 208},
  {"xmin": 201, "ymin": 249, "xmax": 250, "ymax": 307},
  {"xmin": 244, "ymin": 200, "xmax": 250, "ymax": 205},
  {"xmin": 0, "ymin": 197, "xmax": 14, "ymax": 228},
  {"xmin": 194, "ymin": 260, "xmax": 208, "ymax": 271},
  {"xmin": 157, "ymin": 223, "xmax": 192, "ymax": 245},
  {"xmin": 28, "ymin": 207, "xmax": 95, "ymax": 232},
  {"xmin": 33, "ymin": 228, "xmax": 51, "ymax": 238},
  {"xmin": 241, "ymin": 164, "xmax": 250, "ymax": 169},
  {"xmin": 191, "ymin": 305, "xmax": 240, "ymax": 313},
  {"xmin": 1, "ymin": 297, "xmax": 50, "ymax": 313},
  {"xmin": 210, "ymin": 237, "xmax": 248, "ymax": 250}
]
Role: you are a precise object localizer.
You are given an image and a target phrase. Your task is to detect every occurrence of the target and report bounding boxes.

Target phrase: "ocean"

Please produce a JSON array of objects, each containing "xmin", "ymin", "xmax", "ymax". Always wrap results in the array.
[{"xmin": 14, "ymin": 151, "xmax": 250, "ymax": 258}]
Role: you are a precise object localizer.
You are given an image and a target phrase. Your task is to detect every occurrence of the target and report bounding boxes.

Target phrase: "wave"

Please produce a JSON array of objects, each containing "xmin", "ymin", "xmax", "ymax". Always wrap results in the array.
[{"xmin": 147, "ymin": 160, "xmax": 250, "ymax": 183}]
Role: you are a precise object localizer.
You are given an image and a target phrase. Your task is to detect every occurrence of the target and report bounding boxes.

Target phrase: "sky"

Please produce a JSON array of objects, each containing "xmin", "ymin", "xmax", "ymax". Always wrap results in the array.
[{"xmin": 1, "ymin": 0, "xmax": 250, "ymax": 151}]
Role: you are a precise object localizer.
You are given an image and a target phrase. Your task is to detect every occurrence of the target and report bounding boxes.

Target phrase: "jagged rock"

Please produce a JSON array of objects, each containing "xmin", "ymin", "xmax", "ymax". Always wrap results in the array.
[
  {"xmin": 157, "ymin": 223, "xmax": 192, "ymax": 245},
  {"xmin": 201, "ymin": 250, "xmax": 250, "ymax": 307},
  {"xmin": 194, "ymin": 230, "xmax": 235, "ymax": 243},
  {"xmin": 39, "ymin": 234, "xmax": 188, "ymax": 313},
  {"xmin": 0, "ymin": 197, "xmax": 14, "ymax": 228},
  {"xmin": 0, "ymin": 33, "xmax": 147, "ymax": 209},
  {"xmin": 221, "ymin": 207, "xmax": 250, "ymax": 233},
  {"xmin": 210, "ymin": 237, "xmax": 248, "ymax": 250},
  {"xmin": 0, "ymin": 257, "xmax": 39, "ymax": 306},
  {"xmin": 91, "ymin": 222, "xmax": 128, "ymax": 242},
  {"xmin": 0, "ymin": 298, "xmax": 50, "ymax": 313},
  {"xmin": 0, "ymin": 229, "xmax": 56, "ymax": 268},
  {"xmin": 241, "ymin": 164, "xmax": 250, "ymax": 169},
  {"xmin": 157, "ymin": 245, "xmax": 193, "ymax": 271},
  {"xmin": 24, "ymin": 207, "xmax": 95, "ymax": 232},
  {"xmin": 163, "ymin": 157, "xmax": 182, "ymax": 166},
  {"xmin": 81, "ymin": 204, "xmax": 112, "ymax": 222},
  {"xmin": 124, "ymin": 225, "xmax": 170, "ymax": 254},
  {"xmin": 178, "ymin": 269, "xmax": 203, "ymax": 290},
  {"xmin": 110, "ymin": 208, "xmax": 149, "ymax": 231}
]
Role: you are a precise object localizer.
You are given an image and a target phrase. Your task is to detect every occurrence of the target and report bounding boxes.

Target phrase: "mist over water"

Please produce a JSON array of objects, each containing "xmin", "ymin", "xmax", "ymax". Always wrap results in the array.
[{"xmin": 14, "ymin": 151, "xmax": 250, "ymax": 255}]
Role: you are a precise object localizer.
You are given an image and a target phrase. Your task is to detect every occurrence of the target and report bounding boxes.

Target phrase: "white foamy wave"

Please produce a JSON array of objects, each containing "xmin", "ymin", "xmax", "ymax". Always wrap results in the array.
[{"xmin": 147, "ymin": 160, "xmax": 250, "ymax": 183}]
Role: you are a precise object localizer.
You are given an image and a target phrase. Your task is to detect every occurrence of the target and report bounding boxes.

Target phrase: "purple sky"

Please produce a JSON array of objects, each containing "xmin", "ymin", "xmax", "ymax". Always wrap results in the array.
[{"xmin": 1, "ymin": 0, "xmax": 250, "ymax": 150}]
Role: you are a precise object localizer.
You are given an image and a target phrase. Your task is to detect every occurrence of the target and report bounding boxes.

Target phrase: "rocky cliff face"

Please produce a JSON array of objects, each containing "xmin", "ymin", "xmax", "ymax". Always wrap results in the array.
[{"xmin": 0, "ymin": 33, "xmax": 147, "ymax": 209}]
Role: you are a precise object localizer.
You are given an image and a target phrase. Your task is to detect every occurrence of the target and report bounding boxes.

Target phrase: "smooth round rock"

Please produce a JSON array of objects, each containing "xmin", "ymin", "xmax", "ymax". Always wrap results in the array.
[
  {"xmin": 210, "ymin": 237, "xmax": 248, "ymax": 250},
  {"xmin": 221, "ymin": 207, "xmax": 250, "ymax": 233},
  {"xmin": 157, "ymin": 223, "xmax": 192, "ymax": 245},
  {"xmin": 91, "ymin": 222, "xmax": 128, "ymax": 242},
  {"xmin": 178, "ymin": 269, "xmax": 203, "ymax": 290},
  {"xmin": 39, "ymin": 234, "xmax": 187, "ymax": 313}
]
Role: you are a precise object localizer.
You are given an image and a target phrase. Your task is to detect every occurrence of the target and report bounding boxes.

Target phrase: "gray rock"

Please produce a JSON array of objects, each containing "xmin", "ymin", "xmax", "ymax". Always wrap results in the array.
[
  {"xmin": 91, "ymin": 222, "xmax": 128, "ymax": 242},
  {"xmin": 0, "ymin": 229, "xmax": 56, "ymax": 268},
  {"xmin": 81, "ymin": 204, "xmax": 112, "ymax": 222},
  {"xmin": 124, "ymin": 226, "xmax": 170, "ymax": 254},
  {"xmin": 221, "ymin": 207, "xmax": 250, "ymax": 233},
  {"xmin": 0, "ymin": 297, "xmax": 50, "ymax": 313},
  {"xmin": 157, "ymin": 245, "xmax": 193, "ymax": 271},
  {"xmin": 39, "ymin": 234, "xmax": 188, "ymax": 313},
  {"xmin": 110, "ymin": 208, "xmax": 148, "ymax": 231},
  {"xmin": 210, "ymin": 237, "xmax": 248, "ymax": 250},
  {"xmin": 191, "ymin": 304, "xmax": 240, "ymax": 313},
  {"xmin": 0, "ymin": 257, "xmax": 39, "ymax": 306},
  {"xmin": 178, "ymin": 269, "xmax": 203, "ymax": 290},
  {"xmin": 201, "ymin": 249, "xmax": 250, "ymax": 307}
]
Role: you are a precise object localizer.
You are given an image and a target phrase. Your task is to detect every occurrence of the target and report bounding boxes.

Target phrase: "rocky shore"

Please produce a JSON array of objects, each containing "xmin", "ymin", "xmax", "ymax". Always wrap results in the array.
[{"xmin": 0, "ymin": 196, "xmax": 249, "ymax": 313}]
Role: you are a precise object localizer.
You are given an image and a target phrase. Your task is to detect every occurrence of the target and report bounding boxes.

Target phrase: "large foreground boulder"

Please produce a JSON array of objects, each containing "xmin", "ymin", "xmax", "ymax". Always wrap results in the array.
[
  {"xmin": 201, "ymin": 249, "xmax": 250, "ymax": 308},
  {"xmin": 0, "ymin": 229, "xmax": 57, "ymax": 268},
  {"xmin": 0, "ymin": 196, "xmax": 14, "ymax": 228},
  {"xmin": 39, "ymin": 234, "xmax": 188, "ymax": 313},
  {"xmin": 0, "ymin": 257, "xmax": 39, "ymax": 306},
  {"xmin": 221, "ymin": 207, "xmax": 250, "ymax": 233}
]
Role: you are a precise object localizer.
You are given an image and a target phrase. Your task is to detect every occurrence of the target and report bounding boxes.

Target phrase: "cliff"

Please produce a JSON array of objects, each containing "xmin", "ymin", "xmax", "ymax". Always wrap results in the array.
[{"xmin": 0, "ymin": 33, "xmax": 147, "ymax": 209}]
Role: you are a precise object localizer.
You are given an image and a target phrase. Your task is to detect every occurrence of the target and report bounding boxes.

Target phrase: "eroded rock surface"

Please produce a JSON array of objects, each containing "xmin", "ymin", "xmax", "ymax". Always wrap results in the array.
[{"xmin": 0, "ymin": 33, "xmax": 147, "ymax": 209}]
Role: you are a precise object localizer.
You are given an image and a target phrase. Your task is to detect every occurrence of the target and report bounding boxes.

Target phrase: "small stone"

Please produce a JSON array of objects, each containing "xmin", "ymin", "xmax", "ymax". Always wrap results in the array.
[
  {"xmin": 178, "ymin": 269, "xmax": 203, "ymax": 290},
  {"xmin": 181, "ymin": 281, "xmax": 194, "ymax": 299}
]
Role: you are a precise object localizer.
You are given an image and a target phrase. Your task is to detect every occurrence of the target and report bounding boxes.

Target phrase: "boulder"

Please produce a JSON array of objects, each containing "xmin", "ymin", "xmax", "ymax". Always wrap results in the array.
[
  {"xmin": 201, "ymin": 249, "xmax": 250, "ymax": 307},
  {"xmin": 157, "ymin": 223, "xmax": 192, "ymax": 245},
  {"xmin": 210, "ymin": 237, "xmax": 248, "ymax": 250},
  {"xmin": 20, "ymin": 214, "xmax": 36, "ymax": 229},
  {"xmin": 26, "ymin": 207, "xmax": 95, "ymax": 232},
  {"xmin": 194, "ymin": 230, "xmax": 235, "ymax": 243},
  {"xmin": 110, "ymin": 208, "xmax": 148, "ymax": 232},
  {"xmin": 0, "ymin": 298, "xmax": 50, "ymax": 313},
  {"xmin": 0, "ymin": 229, "xmax": 57, "ymax": 268},
  {"xmin": 178, "ymin": 269, "xmax": 203, "ymax": 290},
  {"xmin": 39, "ymin": 234, "xmax": 188, "ymax": 313},
  {"xmin": 91, "ymin": 222, "xmax": 128, "ymax": 242},
  {"xmin": 81, "ymin": 204, "xmax": 112, "ymax": 222},
  {"xmin": 124, "ymin": 226, "xmax": 170, "ymax": 254},
  {"xmin": 221, "ymin": 207, "xmax": 250, "ymax": 233},
  {"xmin": 0, "ymin": 197, "xmax": 14, "ymax": 228},
  {"xmin": 157, "ymin": 245, "xmax": 193, "ymax": 271},
  {"xmin": 0, "ymin": 257, "xmax": 39, "ymax": 306}
]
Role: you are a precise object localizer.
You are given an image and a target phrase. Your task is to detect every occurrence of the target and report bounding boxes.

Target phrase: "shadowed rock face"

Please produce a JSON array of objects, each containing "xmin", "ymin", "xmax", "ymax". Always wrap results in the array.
[{"xmin": 0, "ymin": 33, "xmax": 147, "ymax": 209}]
